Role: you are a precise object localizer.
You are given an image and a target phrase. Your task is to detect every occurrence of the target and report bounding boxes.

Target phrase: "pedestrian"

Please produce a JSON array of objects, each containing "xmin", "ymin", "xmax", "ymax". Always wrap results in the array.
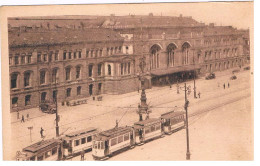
[
  {"xmin": 81, "ymin": 151, "xmax": 85, "ymax": 161},
  {"xmin": 17, "ymin": 110, "xmax": 20, "ymax": 120},
  {"xmin": 228, "ymin": 82, "xmax": 230, "ymax": 88},
  {"xmin": 223, "ymin": 83, "xmax": 225, "ymax": 89},
  {"xmin": 26, "ymin": 113, "xmax": 30, "ymax": 121},
  {"xmin": 40, "ymin": 127, "xmax": 44, "ymax": 138},
  {"xmin": 198, "ymin": 92, "xmax": 201, "ymax": 98},
  {"xmin": 21, "ymin": 115, "xmax": 25, "ymax": 123}
]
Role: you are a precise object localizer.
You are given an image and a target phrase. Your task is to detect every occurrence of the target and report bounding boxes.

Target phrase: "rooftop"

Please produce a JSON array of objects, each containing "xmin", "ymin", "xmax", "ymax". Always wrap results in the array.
[
  {"xmin": 23, "ymin": 138, "xmax": 59, "ymax": 153},
  {"xmin": 161, "ymin": 111, "xmax": 185, "ymax": 119}
]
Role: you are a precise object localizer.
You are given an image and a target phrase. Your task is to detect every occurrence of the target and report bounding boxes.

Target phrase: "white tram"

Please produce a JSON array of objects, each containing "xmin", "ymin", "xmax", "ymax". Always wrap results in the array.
[
  {"xmin": 61, "ymin": 127, "xmax": 99, "ymax": 159},
  {"xmin": 160, "ymin": 111, "xmax": 185, "ymax": 134},
  {"xmin": 133, "ymin": 118, "xmax": 162, "ymax": 145},
  {"xmin": 16, "ymin": 138, "xmax": 61, "ymax": 161},
  {"xmin": 92, "ymin": 126, "xmax": 135, "ymax": 160}
]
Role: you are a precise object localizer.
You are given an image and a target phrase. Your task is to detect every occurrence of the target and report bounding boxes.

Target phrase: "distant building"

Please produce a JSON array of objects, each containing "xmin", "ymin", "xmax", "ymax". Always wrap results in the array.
[{"xmin": 8, "ymin": 14, "xmax": 250, "ymax": 112}]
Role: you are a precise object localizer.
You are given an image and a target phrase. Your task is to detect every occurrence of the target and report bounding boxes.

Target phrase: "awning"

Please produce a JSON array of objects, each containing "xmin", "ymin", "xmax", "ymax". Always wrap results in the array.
[{"xmin": 151, "ymin": 65, "xmax": 201, "ymax": 76}]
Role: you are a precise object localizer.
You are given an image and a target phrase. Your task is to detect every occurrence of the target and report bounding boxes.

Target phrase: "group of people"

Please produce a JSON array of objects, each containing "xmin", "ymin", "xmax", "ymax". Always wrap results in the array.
[
  {"xmin": 219, "ymin": 82, "xmax": 230, "ymax": 89},
  {"xmin": 18, "ymin": 112, "xmax": 30, "ymax": 123}
]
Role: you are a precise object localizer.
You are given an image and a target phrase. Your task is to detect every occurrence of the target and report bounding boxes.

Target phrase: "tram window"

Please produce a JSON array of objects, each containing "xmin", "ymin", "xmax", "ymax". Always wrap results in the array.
[
  {"xmin": 30, "ymin": 156, "xmax": 36, "ymax": 161},
  {"xmin": 101, "ymin": 142, "xmax": 104, "ymax": 149},
  {"xmin": 151, "ymin": 125, "xmax": 155, "ymax": 132},
  {"xmin": 118, "ymin": 136, "xmax": 123, "ymax": 143},
  {"xmin": 111, "ymin": 138, "xmax": 117, "ymax": 146},
  {"xmin": 87, "ymin": 136, "xmax": 92, "ymax": 142},
  {"xmin": 52, "ymin": 148, "xmax": 57, "ymax": 155},
  {"xmin": 156, "ymin": 124, "xmax": 161, "ymax": 130},
  {"xmin": 81, "ymin": 138, "xmax": 86, "ymax": 144},
  {"xmin": 37, "ymin": 154, "xmax": 44, "ymax": 161},
  {"xmin": 98, "ymin": 142, "xmax": 100, "ymax": 149},
  {"xmin": 145, "ymin": 127, "xmax": 150, "ymax": 134},
  {"xmin": 75, "ymin": 140, "xmax": 80, "ymax": 146},
  {"xmin": 124, "ymin": 133, "xmax": 129, "ymax": 141},
  {"xmin": 45, "ymin": 151, "xmax": 51, "ymax": 158}
]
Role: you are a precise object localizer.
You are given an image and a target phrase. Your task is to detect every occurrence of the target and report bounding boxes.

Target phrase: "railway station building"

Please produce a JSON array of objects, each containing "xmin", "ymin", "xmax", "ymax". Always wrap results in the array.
[{"xmin": 8, "ymin": 14, "xmax": 250, "ymax": 112}]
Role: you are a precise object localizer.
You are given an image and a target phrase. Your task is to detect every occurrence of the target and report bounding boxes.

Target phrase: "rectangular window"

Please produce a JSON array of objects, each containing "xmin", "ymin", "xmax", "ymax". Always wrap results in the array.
[
  {"xmin": 40, "ymin": 71, "xmax": 46, "ymax": 84},
  {"xmin": 88, "ymin": 65, "xmax": 93, "ymax": 77},
  {"xmin": 52, "ymin": 148, "xmax": 57, "ymax": 155},
  {"xmin": 111, "ymin": 138, "xmax": 117, "ymax": 146},
  {"xmin": 24, "ymin": 72, "xmax": 30, "ymax": 87},
  {"xmin": 15, "ymin": 56, "xmax": 19, "ymax": 65},
  {"xmin": 77, "ymin": 86, "xmax": 81, "ymax": 96},
  {"xmin": 49, "ymin": 52, "xmax": 53, "ymax": 62},
  {"xmin": 12, "ymin": 97, "xmax": 18, "ymax": 107},
  {"xmin": 68, "ymin": 52, "xmax": 72, "ymax": 59},
  {"xmin": 65, "ymin": 68, "xmax": 71, "ymax": 80},
  {"xmin": 87, "ymin": 136, "xmax": 92, "ymax": 142},
  {"xmin": 86, "ymin": 50, "xmax": 89, "ymax": 58},
  {"xmin": 25, "ymin": 95, "xmax": 31, "ymax": 106},
  {"xmin": 75, "ymin": 140, "xmax": 80, "ymax": 146},
  {"xmin": 28, "ymin": 54, "xmax": 32, "ymax": 63},
  {"xmin": 78, "ymin": 51, "xmax": 82, "ymax": 58},
  {"xmin": 128, "ymin": 62, "xmax": 131, "ymax": 74},
  {"xmin": 63, "ymin": 51, "xmax": 67, "ymax": 60},
  {"xmin": 76, "ymin": 66, "xmax": 81, "ymax": 79},
  {"xmin": 55, "ymin": 51, "xmax": 59, "ymax": 61},
  {"xmin": 124, "ymin": 133, "xmax": 129, "ymax": 141},
  {"xmin": 37, "ymin": 154, "xmax": 44, "ymax": 161},
  {"xmin": 43, "ymin": 54, "xmax": 47, "ymax": 62},
  {"xmin": 98, "ymin": 64, "xmax": 102, "ymax": 76},
  {"xmin": 121, "ymin": 63, "xmax": 123, "ymax": 75},
  {"xmin": 45, "ymin": 151, "xmax": 51, "ymax": 158},
  {"xmin": 37, "ymin": 53, "xmax": 41, "ymax": 62},
  {"xmin": 118, "ymin": 136, "xmax": 124, "ymax": 143},
  {"xmin": 11, "ymin": 74, "xmax": 18, "ymax": 89},
  {"xmin": 9, "ymin": 57, "xmax": 12, "ymax": 65},
  {"xmin": 81, "ymin": 138, "xmax": 86, "ymax": 144},
  {"xmin": 66, "ymin": 88, "xmax": 71, "ymax": 97},
  {"xmin": 21, "ymin": 56, "xmax": 25, "ymax": 64},
  {"xmin": 74, "ymin": 52, "xmax": 77, "ymax": 59}
]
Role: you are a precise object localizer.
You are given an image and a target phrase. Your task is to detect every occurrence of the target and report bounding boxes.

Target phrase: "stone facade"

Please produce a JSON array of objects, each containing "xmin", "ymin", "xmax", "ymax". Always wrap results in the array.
[{"xmin": 8, "ymin": 15, "xmax": 250, "ymax": 112}]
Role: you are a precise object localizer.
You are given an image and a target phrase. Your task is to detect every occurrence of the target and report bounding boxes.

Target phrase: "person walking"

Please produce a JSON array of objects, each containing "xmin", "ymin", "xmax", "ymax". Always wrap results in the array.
[
  {"xmin": 198, "ymin": 92, "xmax": 201, "ymax": 98},
  {"xmin": 21, "ymin": 115, "xmax": 25, "ymax": 123},
  {"xmin": 228, "ymin": 82, "xmax": 230, "ymax": 88},
  {"xmin": 40, "ymin": 127, "xmax": 44, "ymax": 138},
  {"xmin": 223, "ymin": 83, "xmax": 226, "ymax": 89},
  {"xmin": 17, "ymin": 110, "xmax": 20, "ymax": 120},
  {"xmin": 26, "ymin": 113, "xmax": 30, "ymax": 121}
]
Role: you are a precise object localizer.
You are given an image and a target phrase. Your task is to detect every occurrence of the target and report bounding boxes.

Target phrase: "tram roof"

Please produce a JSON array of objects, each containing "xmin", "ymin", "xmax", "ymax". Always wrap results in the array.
[
  {"xmin": 65, "ymin": 127, "xmax": 98, "ymax": 138},
  {"xmin": 23, "ymin": 138, "xmax": 60, "ymax": 153},
  {"xmin": 134, "ymin": 118, "xmax": 161, "ymax": 127},
  {"xmin": 161, "ymin": 111, "xmax": 185, "ymax": 119},
  {"xmin": 96, "ymin": 126, "xmax": 132, "ymax": 140}
]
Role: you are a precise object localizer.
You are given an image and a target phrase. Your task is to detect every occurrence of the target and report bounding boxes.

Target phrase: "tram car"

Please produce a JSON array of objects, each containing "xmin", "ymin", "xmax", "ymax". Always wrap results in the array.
[
  {"xmin": 133, "ymin": 118, "xmax": 162, "ymax": 145},
  {"xmin": 16, "ymin": 138, "xmax": 61, "ymax": 161},
  {"xmin": 160, "ymin": 111, "xmax": 186, "ymax": 134},
  {"xmin": 92, "ymin": 126, "xmax": 135, "ymax": 160},
  {"xmin": 61, "ymin": 127, "xmax": 99, "ymax": 159}
]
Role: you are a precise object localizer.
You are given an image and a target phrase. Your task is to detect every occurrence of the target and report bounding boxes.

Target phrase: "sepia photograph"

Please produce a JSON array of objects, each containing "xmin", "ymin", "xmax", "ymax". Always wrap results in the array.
[{"xmin": 0, "ymin": 1, "xmax": 254, "ymax": 161}]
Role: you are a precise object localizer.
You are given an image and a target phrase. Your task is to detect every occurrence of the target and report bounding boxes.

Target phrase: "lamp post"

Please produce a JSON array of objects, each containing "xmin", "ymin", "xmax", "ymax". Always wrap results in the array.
[
  {"xmin": 55, "ymin": 77, "xmax": 59, "ymax": 137},
  {"xmin": 27, "ymin": 126, "xmax": 33, "ymax": 142}
]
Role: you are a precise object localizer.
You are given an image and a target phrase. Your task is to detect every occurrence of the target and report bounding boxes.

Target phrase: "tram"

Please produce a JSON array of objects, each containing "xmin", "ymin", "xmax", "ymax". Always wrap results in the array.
[
  {"xmin": 133, "ymin": 118, "xmax": 162, "ymax": 145},
  {"xmin": 16, "ymin": 138, "xmax": 61, "ymax": 161},
  {"xmin": 61, "ymin": 127, "xmax": 99, "ymax": 159},
  {"xmin": 161, "ymin": 111, "xmax": 186, "ymax": 134},
  {"xmin": 92, "ymin": 126, "xmax": 135, "ymax": 160}
]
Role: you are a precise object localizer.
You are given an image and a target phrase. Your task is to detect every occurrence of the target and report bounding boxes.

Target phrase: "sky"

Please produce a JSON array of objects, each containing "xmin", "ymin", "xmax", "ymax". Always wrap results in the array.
[{"xmin": 2, "ymin": 1, "xmax": 253, "ymax": 29}]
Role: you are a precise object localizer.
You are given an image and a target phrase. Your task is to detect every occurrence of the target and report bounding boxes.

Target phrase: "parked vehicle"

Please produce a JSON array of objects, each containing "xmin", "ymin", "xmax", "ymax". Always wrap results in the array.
[
  {"xmin": 205, "ymin": 73, "xmax": 216, "ymax": 80},
  {"xmin": 244, "ymin": 66, "xmax": 250, "ymax": 70},
  {"xmin": 230, "ymin": 75, "xmax": 237, "ymax": 80},
  {"xmin": 39, "ymin": 100, "xmax": 56, "ymax": 114}
]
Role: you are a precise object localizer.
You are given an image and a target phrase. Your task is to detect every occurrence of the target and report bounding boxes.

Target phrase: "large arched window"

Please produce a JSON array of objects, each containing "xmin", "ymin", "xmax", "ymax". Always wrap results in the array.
[
  {"xmin": 150, "ymin": 44, "xmax": 162, "ymax": 69},
  {"xmin": 167, "ymin": 43, "xmax": 177, "ymax": 67},
  {"xmin": 182, "ymin": 42, "xmax": 191, "ymax": 65}
]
